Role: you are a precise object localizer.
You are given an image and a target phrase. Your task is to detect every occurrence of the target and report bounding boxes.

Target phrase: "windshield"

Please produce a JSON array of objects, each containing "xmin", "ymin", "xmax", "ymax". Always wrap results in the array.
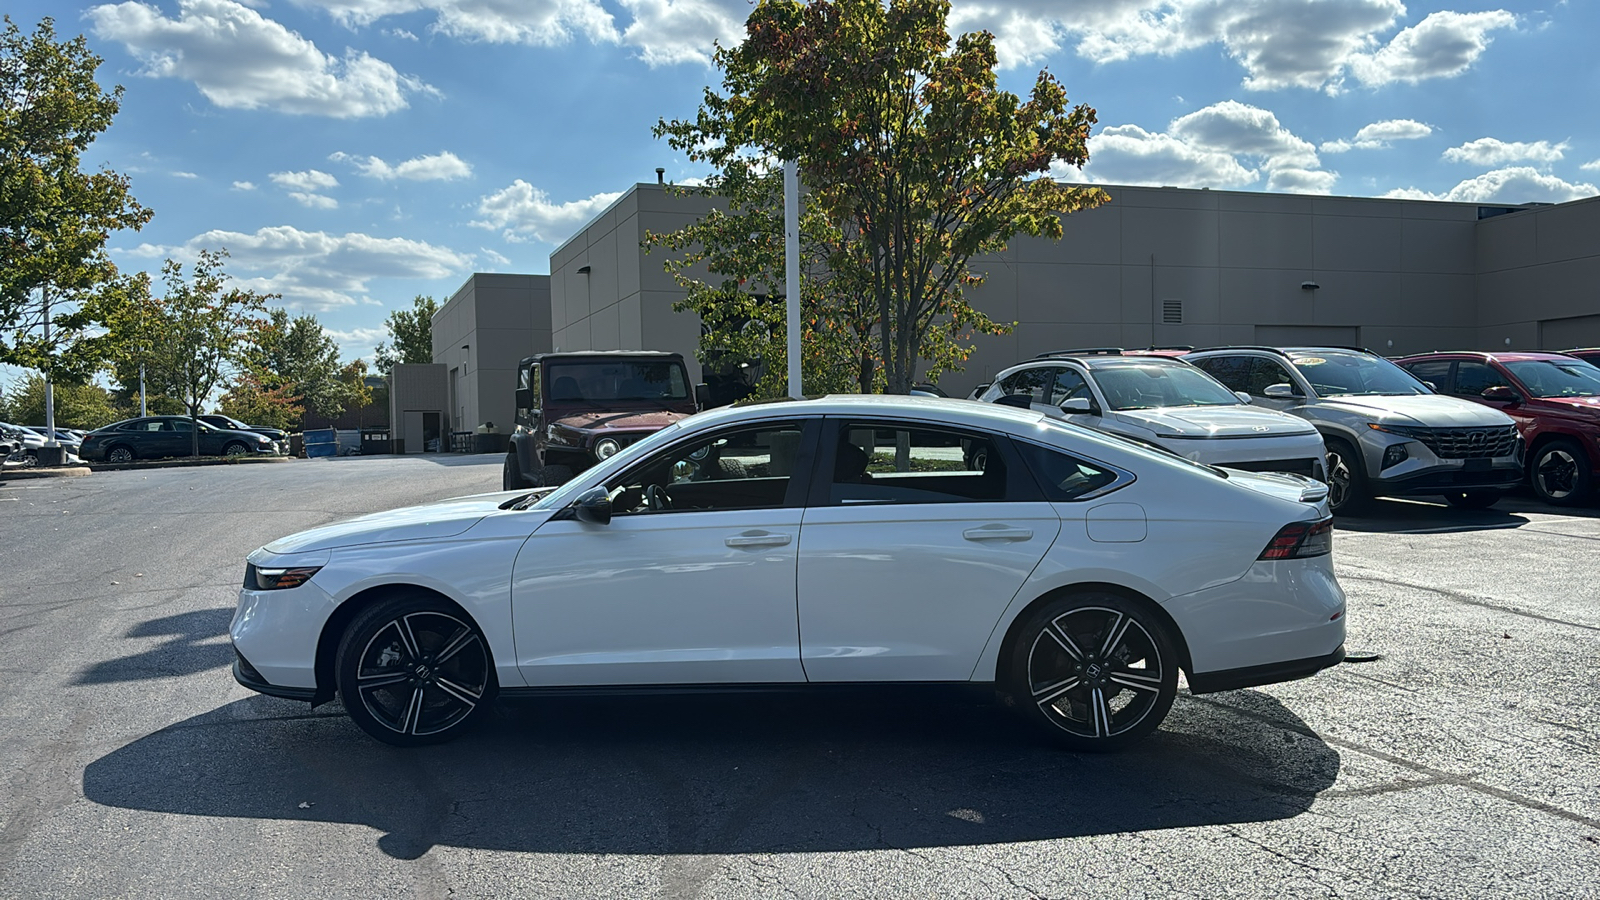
[
  {"xmin": 545, "ymin": 360, "xmax": 690, "ymax": 404},
  {"xmin": 1504, "ymin": 359, "xmax": 1600, "ymax": 398},
  {"xmin": 1291, "ymin": 352, "xmax": 1429, "ymax": 396},
  {"xmin": 1091, "ymin": 362, "xmax": 1242, "ymax": 411}
]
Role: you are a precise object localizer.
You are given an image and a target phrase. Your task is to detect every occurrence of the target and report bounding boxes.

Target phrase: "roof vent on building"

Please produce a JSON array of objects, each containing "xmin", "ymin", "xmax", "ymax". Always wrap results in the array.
[
  {"xmin": 656, "ymin": 167, "xmax": 665, "ymax": 184},
  {"xmin": 1162, "ymin": 300, "xmax": 1183, "ymax": 324}
]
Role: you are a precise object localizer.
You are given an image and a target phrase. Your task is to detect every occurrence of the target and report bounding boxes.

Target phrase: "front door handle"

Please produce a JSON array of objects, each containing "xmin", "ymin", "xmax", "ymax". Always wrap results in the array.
[
  {"xmin": 726, "ymin": 530, "xmax": 792, "ymax": 548},
  {"xmin": 963, "ymin": 525, "xmax": 1034, "ymax": 542}
]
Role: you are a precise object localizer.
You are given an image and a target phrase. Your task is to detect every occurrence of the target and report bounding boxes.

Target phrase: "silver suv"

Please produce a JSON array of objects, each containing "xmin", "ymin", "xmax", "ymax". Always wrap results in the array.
[{"xmin": 1185, "ymin": 347, "xmax": 1522, "ymax": 513}]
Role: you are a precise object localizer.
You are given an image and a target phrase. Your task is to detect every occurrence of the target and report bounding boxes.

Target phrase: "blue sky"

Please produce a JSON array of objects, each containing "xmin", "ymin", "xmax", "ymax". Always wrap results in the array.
[{"xmin": 9, "ymin": 0, "xmax": 1598, "ymax": 365}]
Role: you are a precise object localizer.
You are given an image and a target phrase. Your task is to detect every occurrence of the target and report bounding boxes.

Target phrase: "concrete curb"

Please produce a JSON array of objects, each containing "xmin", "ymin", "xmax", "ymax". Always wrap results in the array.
[
  {"xmin": 0, "ymin": 465, "xmax": 92, "ymax": 480},
  {"xmin": 1, "ymin": 455, "xmax": 294, "ymax": 481}
]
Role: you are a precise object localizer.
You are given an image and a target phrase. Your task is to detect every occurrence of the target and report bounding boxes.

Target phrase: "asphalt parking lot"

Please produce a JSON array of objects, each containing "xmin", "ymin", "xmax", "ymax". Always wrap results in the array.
[{"xmin": 1, "ymin": 456, "xmax": 1597, "ymax": 898}]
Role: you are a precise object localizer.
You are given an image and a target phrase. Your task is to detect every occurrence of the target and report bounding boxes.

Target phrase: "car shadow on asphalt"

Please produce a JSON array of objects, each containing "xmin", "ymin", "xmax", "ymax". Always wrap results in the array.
[
  {"xmin": 1335, "ymin": 497, "xmax": 1532, "ymax": 534},
  {"xmin": 84, "ymin": 687, "xmax": 1338, "ymax": 859},
  {"xmin": 73, "ymin": 608, "xmax": 235, "ymax": 685}
]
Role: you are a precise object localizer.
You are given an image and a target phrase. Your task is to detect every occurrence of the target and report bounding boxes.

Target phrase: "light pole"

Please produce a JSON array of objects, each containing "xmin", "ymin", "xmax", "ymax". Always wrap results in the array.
[{"xmin": 784, "ymin": 160, "xmax": 801, "ymax": 399}]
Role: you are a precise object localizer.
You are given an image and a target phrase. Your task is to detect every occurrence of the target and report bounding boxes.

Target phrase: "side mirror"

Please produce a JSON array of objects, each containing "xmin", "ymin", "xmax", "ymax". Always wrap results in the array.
[
  {"xmin": 1060, "ymin": 397, "xmax": 1093, "ymax": 413},
  {"xmin": 1234, "ymin": 391, "xmax": 1253, "ymax": 404},
  {"xmin": 1481, "ymin": 385, "xmax": 1518, "ymax": 404},
  {"xmin": 996, "ymin": 394, "xmax": 1034, "ymax": 410},
  {"xmin": 1263, "ymin": 383, "xmax": 1299, "ymax": 399},
  {"xmin": 515, "ymin": 388, "xmax": 532, "ymax": 409},
  {"xmin": 694, "ymin": 383, "xmax": 711, "ymax": 409},
  {"xmin": 572, "ymin": 486, "xmax": 612, "ymax": 525}
]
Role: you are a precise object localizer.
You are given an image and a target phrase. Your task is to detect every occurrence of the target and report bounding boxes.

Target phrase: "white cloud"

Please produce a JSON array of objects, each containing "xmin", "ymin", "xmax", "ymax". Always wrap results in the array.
[
  {"xmin": 329, "ymin": 150, "xmax": 473, "ymax": 181},
  {"xmin": 479, "ymin": 247, "xmax": 512, "ymax": 267},
  {"xmin": 322, "ymin": 325, "xmax": 391, "ymax": 361},
  {"xmin": 1349, "ymin": 10, "xmax": 1517, "ymax": 88},
  {"xmin": 270, "ymin": 169, "xmax": 341, "ymax": 191},
  {"xmin": 1583, "ymin": 159, "xmax": 1600, "ymax": 172},
  {"xmin": 1321, "ymin": 118, "xmax": 1432, "ymax": 153},
  {"xmin": 1384, "ymin": 167, "xmax": 1598, "ymax": 204},
  {"xmin": 619, "ymin": 0, "xmax": 744, "ymax": 67},
  {"xmin": 87, "ymin": 0, "xmax": 433, "ymax": 117},
  {"xmin": 384, "ymin": 28, "xmax": 418, "ymax": 40},
  {"xmin": 472, "ymin": 181, "xmax": 623, "ymax": 243},
  {"xmin": 172, "ymin": 171, "xmax": 199, "ymax": 179},
  {"xmin": 124, "ymin": 226, "xmax": 472, "ymax": 311},
  {"xmin": 288, "ymin": 191, "xmax": 340, "ymax": 209},
  {"xmin": 305, "ymin": 0, "xmax": 620, "ymax": 46},
  {"xmin": 232, "ymin": 180, "xmax": 257, "ymax": 191},
  {"xmin": 1443, "ymin": 138, "xmax": 1568, "ymax": 166},
  {"xmin": 1064, "ymin": 101, "xmax": 1334, "ymax": 194}
]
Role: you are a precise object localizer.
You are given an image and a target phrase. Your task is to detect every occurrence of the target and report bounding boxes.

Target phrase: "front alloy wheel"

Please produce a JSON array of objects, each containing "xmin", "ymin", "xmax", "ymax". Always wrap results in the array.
[
  {"xmin": 1009, "ymin": 592, "xmax": 1178, "ymax": 751},
  {"xmin": 1324, "ymin": 438, "xmax": 1370, "ymax": 515},
  {"xmin": 336, "ymin": 595, "xmax": 495, "ymax": 746}
]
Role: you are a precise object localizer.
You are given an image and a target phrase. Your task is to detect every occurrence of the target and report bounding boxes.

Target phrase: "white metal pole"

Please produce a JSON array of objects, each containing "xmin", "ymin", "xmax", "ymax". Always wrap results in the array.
[
  {"xmin": 139, "ymin": 362, "xmax": 147, "ymax": 417},
  {"xmin": 784, "ymin": 160, "xmax": 801, "ymax": 399},
  {"xmin": 42, "ymin": 284, "xmax": 58, "ymax": 450}
]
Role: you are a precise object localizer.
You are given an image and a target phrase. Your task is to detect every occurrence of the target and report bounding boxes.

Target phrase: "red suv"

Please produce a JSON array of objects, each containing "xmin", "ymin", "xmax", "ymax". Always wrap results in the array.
[{"xmin": 1393, "ymin": 351, "xmax": 1600, "ymax": 505}]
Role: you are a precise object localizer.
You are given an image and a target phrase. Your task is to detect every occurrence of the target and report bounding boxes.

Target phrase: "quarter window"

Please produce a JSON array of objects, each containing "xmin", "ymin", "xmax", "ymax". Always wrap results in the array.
[{"xmin": 1013, "ymin": 441, "xmax": 1123, "ymax": 501}]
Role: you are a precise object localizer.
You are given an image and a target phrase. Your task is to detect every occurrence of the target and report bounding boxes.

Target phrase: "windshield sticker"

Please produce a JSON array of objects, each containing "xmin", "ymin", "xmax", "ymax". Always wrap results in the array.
[{"xmin": 1297, "ymin": 357, "xmax": 1327, "ymax": 366}]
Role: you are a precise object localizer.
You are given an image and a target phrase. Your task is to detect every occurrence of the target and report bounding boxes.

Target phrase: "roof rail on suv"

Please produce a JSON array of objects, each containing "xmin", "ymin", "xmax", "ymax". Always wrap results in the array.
[
  {"xmin": 1188, "ymin": 345, "xmax": 1293, "ymax": 356},
  {"xmin": 1035, "ymin": 347, "xmax": 1124, "ymax": 358}
]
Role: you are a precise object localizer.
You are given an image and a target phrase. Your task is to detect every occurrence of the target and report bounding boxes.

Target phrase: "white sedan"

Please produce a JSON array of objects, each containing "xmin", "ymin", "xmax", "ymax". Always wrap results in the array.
[{"xmin": 231, "ymin": 396, "xmax": 1346, "ymax": 750}]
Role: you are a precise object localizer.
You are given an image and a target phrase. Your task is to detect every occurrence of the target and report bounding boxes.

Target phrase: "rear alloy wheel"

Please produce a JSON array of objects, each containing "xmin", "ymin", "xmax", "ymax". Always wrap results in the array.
[
  {"xmin": 1444, "ymin": 491, "xmax": 1500, "ymax": 510},
  {"xmin": 107, "ymin": 445, "xmax": 135, "ymax": 464},
  {"xmin": 1008, "ymin": 592, "xmax": 1178, "ymax": 751},
  {"xmin": 223, "ymin": 441, "xmax": 249, "ymax": 457},
  {"xmin": 1324, "ymin": 438, "xmax": 1371, "ymax": 515},
  {"xmin": 1529, "ymin": 440, "xmax": 1591, "ymax": 506},
  {"xmin": 336, "ymin": 594, "xmax": 496, "ymax": 746}
]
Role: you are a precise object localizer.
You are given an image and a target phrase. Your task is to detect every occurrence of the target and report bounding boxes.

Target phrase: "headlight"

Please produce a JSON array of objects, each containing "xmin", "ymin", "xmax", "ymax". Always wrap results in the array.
[
  {"xmin": 595, "ymin": 438, "xmax": 621, "ymax": 459},
  {"xmin": 251, "ymin": 565, "xmax": 322, "ymax": 590}
]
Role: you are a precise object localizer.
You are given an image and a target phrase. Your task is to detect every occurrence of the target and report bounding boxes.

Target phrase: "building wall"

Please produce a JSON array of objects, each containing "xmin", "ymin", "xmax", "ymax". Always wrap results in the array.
[
  {"xmin": 1474, "ymin": 194, "xmax": 1600, "ymax": 351},
  {"xmin": 543, "ymin": 181, "xmax": 1590, "ymax": 400},
  {"xmin": 432, "ymin": 273, "xmax": 551, "ymax": 434}
]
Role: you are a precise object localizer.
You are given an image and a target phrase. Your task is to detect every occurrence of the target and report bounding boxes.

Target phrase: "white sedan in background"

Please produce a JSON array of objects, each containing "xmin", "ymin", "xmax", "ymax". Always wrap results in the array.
[{"xmin": 231, "ymin": 396, "xmax": 1346, "ymax": 751}]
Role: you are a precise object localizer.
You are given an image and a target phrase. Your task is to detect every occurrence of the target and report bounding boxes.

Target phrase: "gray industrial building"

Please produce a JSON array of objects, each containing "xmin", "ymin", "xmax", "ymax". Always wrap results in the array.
[{"xmin": 423, "ymin": 181, "xmax": 1600, "ymax": 439}]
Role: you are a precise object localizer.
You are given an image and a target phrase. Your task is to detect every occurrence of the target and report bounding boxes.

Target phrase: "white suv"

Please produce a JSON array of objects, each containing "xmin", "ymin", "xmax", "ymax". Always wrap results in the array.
[
  {"xmin": 975, "ymin": 352, "xmax": 1327, "ymax": 481},
  {"xmin": 1185, "ymin": 346, "xmax": 1522, "ymax": 513}
]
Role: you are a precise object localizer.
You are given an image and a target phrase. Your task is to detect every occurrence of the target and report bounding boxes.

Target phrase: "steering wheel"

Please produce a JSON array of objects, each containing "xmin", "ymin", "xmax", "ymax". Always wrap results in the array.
[{"xmin": 645, "ymin": 483, "xmax": 673, "ymax": 511}]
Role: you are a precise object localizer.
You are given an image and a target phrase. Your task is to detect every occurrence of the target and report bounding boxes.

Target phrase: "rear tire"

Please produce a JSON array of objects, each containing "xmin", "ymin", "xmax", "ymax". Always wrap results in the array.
[
  {"xmin": 1528, "ymin": 439, "xmax": 1591, "ymax": 506},
  {"xmin": 1443, "ymin": 491, "xmax": 1500, "ymax": 510},
  {"xmin": 1006, "ymin": 591, "xmax": 1178, "ymax": 752},
  {"xmin": 1324, "ymin": 438, "xmax": 1371, "ymax": 515},
  {"xmin": 335, "ymin": 593, "xmax": 497, "ymax": 747}
]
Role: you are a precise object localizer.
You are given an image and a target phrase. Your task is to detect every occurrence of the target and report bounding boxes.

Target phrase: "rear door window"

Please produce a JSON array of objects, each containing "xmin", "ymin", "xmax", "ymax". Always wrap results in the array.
[{"xmin": 822, "ymin": 422, "xmax": 1039, "ymax": 505}]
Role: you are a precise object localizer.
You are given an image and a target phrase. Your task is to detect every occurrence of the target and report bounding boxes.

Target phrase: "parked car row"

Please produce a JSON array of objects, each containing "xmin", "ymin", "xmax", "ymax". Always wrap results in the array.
[
  {"xmin": 971, "ymin": 344, "xmax": 1600, "ymax": 512},
  {"xmin": 77, "ymin": 416, "xmax": 283, "ymax": 463}
]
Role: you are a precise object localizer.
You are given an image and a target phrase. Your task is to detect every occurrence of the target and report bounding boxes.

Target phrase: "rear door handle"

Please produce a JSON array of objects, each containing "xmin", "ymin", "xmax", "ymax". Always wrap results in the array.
[
  {"xmin": 963, "ymin": 525, "xmax": 1034, "ymax": 542},
  {"xmin": 726, "ymin": 531, "xmax": 792, "ymax": 548}
]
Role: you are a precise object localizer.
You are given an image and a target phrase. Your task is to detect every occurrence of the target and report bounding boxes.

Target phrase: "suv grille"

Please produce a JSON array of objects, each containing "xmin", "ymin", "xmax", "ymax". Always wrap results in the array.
[{"xmin": 1383, "ymin": 425, "xmax": 1519, "ymax": 459}]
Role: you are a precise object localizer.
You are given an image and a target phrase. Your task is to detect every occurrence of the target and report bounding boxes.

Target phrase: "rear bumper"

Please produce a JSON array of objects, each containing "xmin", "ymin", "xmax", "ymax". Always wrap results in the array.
[{"xmin": 1187, "ymin": 645, "xmax": 1346, "ymax": 694}]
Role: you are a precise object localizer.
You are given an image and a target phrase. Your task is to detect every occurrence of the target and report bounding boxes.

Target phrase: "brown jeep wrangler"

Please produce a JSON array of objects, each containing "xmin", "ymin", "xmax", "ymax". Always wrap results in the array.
[{"xmin": 504, "ymin": 351, "xmax": 700, "ymax": 489}]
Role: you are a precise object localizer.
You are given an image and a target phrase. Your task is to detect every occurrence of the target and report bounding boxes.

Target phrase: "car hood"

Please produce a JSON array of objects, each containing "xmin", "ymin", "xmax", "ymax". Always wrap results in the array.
[
  {"xmin": 263, "ymin": 491, "xmax": 521, "ymax": 553},
  {"xmin": 1530, "ymin": 396, "xmax": 1600, "ymax": 414},
  {"xmin": 1110, "ymin": 405, "xmax": 1316, "ymax": 437},
  {"xmin": 1317, "ymin": 394, "xmax": 1514, "ymax": 427},
  {"xmin": 548, "ymin": 409, "xmax": 692, "ymax": 432}
]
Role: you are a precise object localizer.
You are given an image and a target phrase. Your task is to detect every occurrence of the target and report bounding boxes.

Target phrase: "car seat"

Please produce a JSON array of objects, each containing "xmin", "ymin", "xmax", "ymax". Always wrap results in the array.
[
  {"xmin": 833, "ymin": 441, "xmax": 873, "ymax": 483},
  {"xmin": 551, "ymin": 376, "xmax": 582, "ymax": 401}
]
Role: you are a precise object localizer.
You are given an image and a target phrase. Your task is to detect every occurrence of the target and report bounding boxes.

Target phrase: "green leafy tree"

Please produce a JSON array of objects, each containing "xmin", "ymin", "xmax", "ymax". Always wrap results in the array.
[
  {"xmin": 144, "ymin": 249, "xmax": 271, "ymax": 455},
  {"xmin": 242, "ymin": 307, "xmax": 351, "ymax": 424},
  {"xmin": 656, "ymin": 0, "xmax": 1107, "ymax": 393},
  {"xmin": 2, "ymin": 372, "xmax": 124, "ymax": 428},
  {"xmin": 645, "ymin": 161, "xmax": 876, "ymax": 400},
  {"xmin": 373, "ymin": 294, "xmax": 438, "ymax": 372},
  {"xmin": 217, "ymin": 369, "xmax": 302, "ymax": 431},
  {"xmin": 0, "ymin": 17, "xmax": 152, "ymax": 397}
]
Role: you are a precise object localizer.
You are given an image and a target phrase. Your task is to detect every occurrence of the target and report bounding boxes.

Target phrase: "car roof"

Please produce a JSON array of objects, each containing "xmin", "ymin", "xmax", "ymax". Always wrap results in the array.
[
  {"xmin": 1395, "ymin": 350, "xmax": 1583, "ymax": 364},
  {"xmin": 518, "ymin": 350, "xmax": 685, "ymax": 367}
]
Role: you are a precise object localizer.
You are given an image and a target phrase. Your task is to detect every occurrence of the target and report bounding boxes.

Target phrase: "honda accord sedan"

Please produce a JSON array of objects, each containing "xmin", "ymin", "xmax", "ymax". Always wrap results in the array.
[{"xmin": 232, "ymin": 396, "xmax": 1346, "ymax": 750}]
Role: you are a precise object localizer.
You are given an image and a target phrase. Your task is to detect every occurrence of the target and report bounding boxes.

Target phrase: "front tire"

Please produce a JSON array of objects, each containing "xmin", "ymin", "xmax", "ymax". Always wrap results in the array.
[
  {"xmin": 107, "ymin": 445, "xmax": 135, "ymax": 464},
  {"xmin": 223, "ymin": 441, "xmax": 249, "ymax": 457},
  {"xmin": 1325, "ymin": 438, "xmax": 1371, "ymax": 515},
  {"xmin": 1006, "ymin": 591, "xmax": 1178, "ymax": 751},
  {"xmin": 1529, "ymin": 439, "xmax": 1591, "ymax": 506},
  {"xmin": 335, "ymin": 594, "xmax": 497, "ymax": 747},
  {"xmin": 503, "ymin": 452, "xmax": 527, "ymax": 490}
]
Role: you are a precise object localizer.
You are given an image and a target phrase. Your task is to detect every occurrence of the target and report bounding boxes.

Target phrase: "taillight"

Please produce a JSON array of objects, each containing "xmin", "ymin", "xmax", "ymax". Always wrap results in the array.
[{"xmin": 1259, "ymin": 518, "xmax": 1333, "ymax": 560}]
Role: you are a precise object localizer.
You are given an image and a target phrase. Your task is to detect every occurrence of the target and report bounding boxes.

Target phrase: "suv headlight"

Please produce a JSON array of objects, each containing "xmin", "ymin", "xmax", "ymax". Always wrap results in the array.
[{"xmin": 595, "ymin": 438, "xmax": 621, "ymax": 459}]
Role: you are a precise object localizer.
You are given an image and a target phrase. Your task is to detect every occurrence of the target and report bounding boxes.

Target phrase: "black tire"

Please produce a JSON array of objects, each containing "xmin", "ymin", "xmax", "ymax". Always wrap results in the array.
[
  {"xmin": 537, "ymin": 463, "xmax": 574, "ymax": 487},
  {"xmin": 223, "ymin": 441, "xmax": 249, "ymax": 457},
  {"xmin": 1443, "ymin": 490, "xmax": 1500, "ymax": 510},
  {"xmin": 18, "ymin": 451, "xmax": 38, "ymax": 468},
  {"xmin": 1324, "ymin": 438, "xmax": 1371, "ymax": 515},
  {"xmin": 503, "ymin": 452, "xmax": 527, "ymax": 490},
  {"xmin": 1006, "ymin": 591, "xmax": 1179, "ymax": 751},
  {"xmin": 1529, "ymin": 439, "xmax": 1591, "ymax": 506},
  {"xmin": 107, "ymin": 445, "xmax": 135, "ymax": 464},
  {"xmin": 335, "ymin": 593, "xmax": 497, "ymax": 747}
]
